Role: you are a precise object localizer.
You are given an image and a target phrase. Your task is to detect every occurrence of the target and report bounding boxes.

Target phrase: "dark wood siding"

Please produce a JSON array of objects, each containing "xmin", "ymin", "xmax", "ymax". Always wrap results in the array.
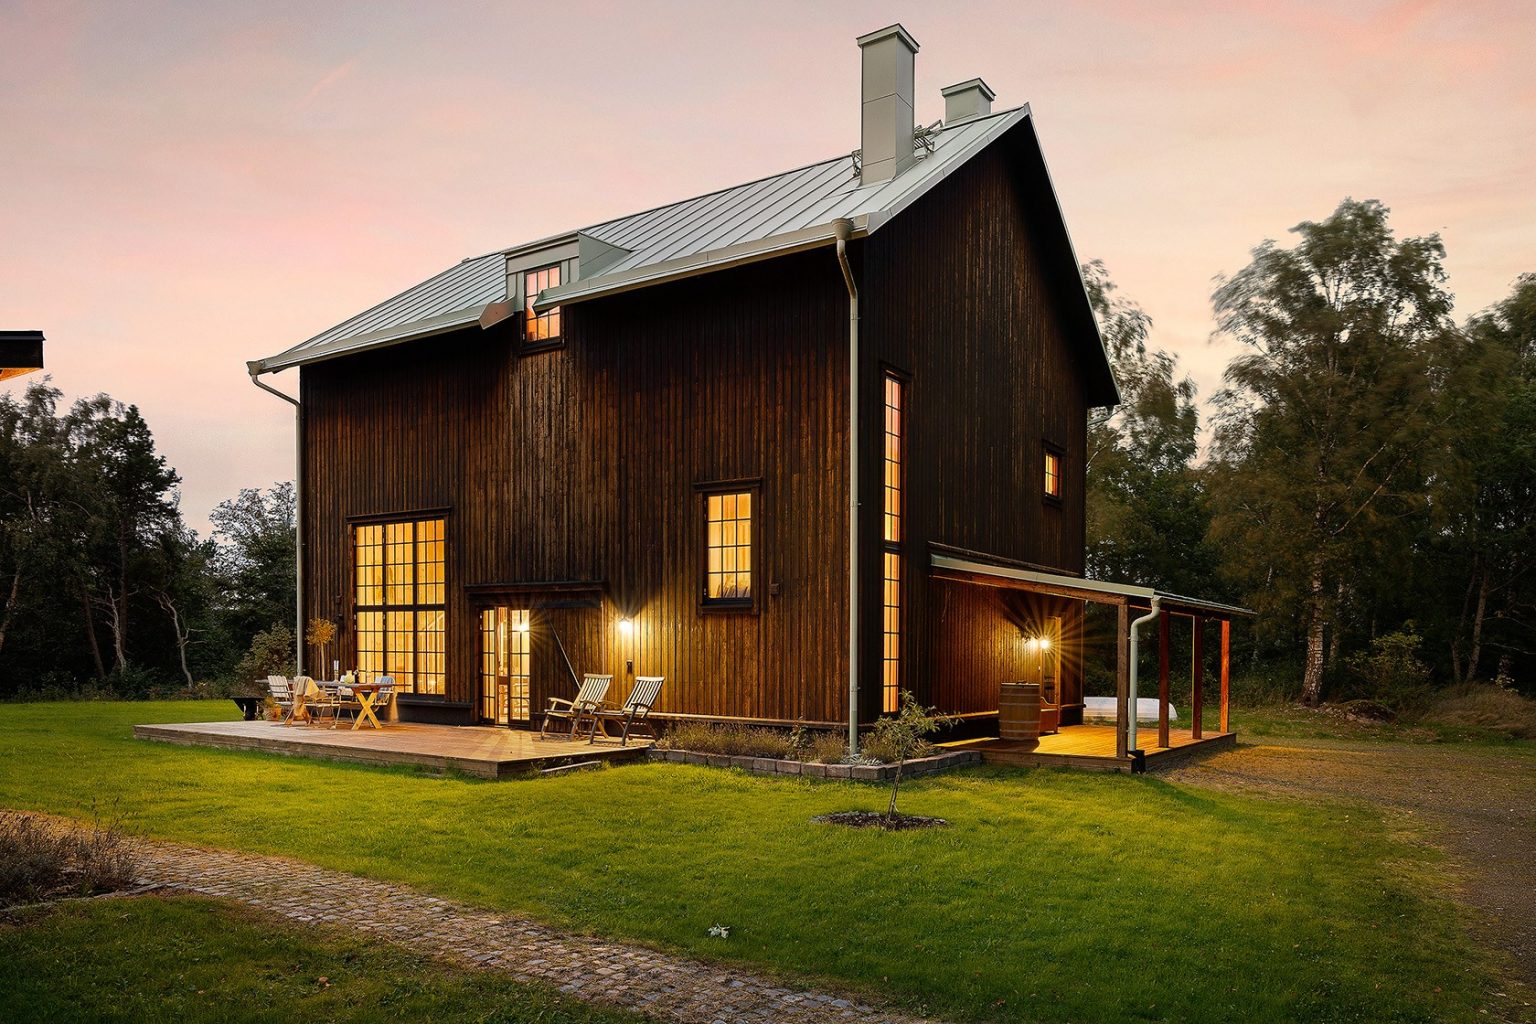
[
  {"xmin": 301, "ymin": 251, "xmax": 850, "ymax": 725},
  {"xmin": 862, "ymin": 123, "xmax": 1100, "ymax": 718}
]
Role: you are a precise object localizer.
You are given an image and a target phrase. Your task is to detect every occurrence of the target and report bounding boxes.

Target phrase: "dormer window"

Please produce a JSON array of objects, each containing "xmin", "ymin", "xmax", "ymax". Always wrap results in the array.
[{"xmin": 523, "ymin": 264, "xmax": 562, "ymax": 344}]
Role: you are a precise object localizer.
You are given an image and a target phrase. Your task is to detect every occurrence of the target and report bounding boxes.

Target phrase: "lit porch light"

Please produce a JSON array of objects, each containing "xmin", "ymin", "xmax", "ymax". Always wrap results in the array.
[{"xmin": 617, "ymin": 617, "xmax": 634, "ymax": 636}]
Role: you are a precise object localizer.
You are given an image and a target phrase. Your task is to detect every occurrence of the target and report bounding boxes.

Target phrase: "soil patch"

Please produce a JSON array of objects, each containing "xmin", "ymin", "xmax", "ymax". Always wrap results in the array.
[{"xmin": 813, "ymin": 811, "xmax": 949, "ymax": 830}]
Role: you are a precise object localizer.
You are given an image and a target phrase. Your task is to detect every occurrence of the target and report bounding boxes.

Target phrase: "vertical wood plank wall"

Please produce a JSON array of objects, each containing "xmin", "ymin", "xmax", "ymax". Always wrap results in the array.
[
  {"xmin": 301, "ymin": 251, "xmax": 850, "ymax": 724},
  {"xmin": 863, "ymin": 124, "xmax": 1100, "ymax": 720}
]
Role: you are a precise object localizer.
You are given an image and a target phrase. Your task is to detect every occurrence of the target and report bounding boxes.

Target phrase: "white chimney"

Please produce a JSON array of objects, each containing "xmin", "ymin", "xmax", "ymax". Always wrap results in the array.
[
  {"xmin": 856, "ymin": 24, "xmax": 919, "ymax": 186},
  {"xmin": 941, "ymin": 78, "xmax": 995, "ymax": 125}
]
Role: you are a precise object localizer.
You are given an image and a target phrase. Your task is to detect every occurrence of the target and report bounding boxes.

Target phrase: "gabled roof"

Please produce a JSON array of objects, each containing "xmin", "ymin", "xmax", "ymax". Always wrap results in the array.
[{"xmin": 251, "ymin": 106, "xmax": 1118, "ymax": 406}]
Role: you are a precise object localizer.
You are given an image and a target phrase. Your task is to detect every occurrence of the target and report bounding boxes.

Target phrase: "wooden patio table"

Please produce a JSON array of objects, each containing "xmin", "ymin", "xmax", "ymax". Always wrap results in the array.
[{"xmin": 346, "ymin": 683, "xmax": 387, "ymax": 731}]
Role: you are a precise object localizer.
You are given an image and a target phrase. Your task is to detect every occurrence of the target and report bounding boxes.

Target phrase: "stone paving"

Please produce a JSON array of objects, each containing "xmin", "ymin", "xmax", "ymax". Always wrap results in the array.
[{"xmin": 55, "ymin": 822, "xmax": 939, "ymax": 1024}]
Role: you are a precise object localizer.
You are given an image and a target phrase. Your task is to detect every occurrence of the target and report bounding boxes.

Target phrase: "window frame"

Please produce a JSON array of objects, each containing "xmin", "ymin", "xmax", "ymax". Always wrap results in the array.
[
  {"xmin": 1043, "ymin": 441, "xmax": 1065, "ymax": 506},
  {"xmin": 349, "ymin": 512, "xmax": 449, "ymax": 698},
  {"xmin": 521, "ymin": 263, "xmax": 564, "ymax": 352},
  {"xmin": 880, "ymin": 367, "xmax": 909, "ymax": 714},
  {"xmin": 695, "ymin": 478, "xmax": 762, "ymax": 614}
]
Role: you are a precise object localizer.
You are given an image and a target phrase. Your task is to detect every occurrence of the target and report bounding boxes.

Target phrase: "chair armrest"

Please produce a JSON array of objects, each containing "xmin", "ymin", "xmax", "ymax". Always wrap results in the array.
[{"xmin": 545, "ymin": 697, "xmax": 578, "ymax": 713}]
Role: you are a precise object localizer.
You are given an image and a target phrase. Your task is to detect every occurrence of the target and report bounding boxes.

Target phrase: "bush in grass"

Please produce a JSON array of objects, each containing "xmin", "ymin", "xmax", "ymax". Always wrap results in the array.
[
  {"xmin": 801, "ymin": 731, "xmax": 849, "ymax": 764},
  {"xmin": 0, "ymin": 810, "xmax": 137, "ymax": 907},
  {"xmin": 1345, "ymin": 628, "xmax": 1434, "ymax": 714},
  {"xmin": 658, "ymin": 722, "xmax": 797, "ymax": 759},
  {"xmin": 232, "ymin": 623, "xmax": 296, "ymax": 690}
]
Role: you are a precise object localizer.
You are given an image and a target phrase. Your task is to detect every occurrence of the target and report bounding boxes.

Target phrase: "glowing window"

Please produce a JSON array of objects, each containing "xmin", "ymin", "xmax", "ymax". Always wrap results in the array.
[
  {"xmin": 882, "ymin": 550, "xmax": 901, "ymax": 713},
  {"xmin": 883, "ymin": 376, "xmax": 902, "ymax": 543},
  {"xmin": 353, "ymin": 517, "xmax": 446, "ymax": 694},
  {"xmin": 523, "ymin": 264, "xmax": 562, "ymax": 343},
  {"xmin": 1044, "ymin": 447, "xmax": 1062, "ymax": 499},
  {"xmin": 704, "ymin": 491, "xmax": 753, "ymax": 604}
]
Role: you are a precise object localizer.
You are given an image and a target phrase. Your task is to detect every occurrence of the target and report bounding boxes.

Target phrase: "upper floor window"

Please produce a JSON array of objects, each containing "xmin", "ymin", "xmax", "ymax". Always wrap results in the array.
[
  {"xmin": 354, "ymin": 516, "xmax": 446, "ymax": 695},
  {"xmin": 882, "ymin": 375, "xmax": 903, "ymax": 543},
  {"xmin": 703, "ymin": 488, "xmax": 754, "ymax": 607},
  {"xmin": 1044, "ymin": 445, "xmax": 1063, "ymax": 501},
  {"xmin": 523, "ymin": 264, "xmax": 562, "ymax": 343}
]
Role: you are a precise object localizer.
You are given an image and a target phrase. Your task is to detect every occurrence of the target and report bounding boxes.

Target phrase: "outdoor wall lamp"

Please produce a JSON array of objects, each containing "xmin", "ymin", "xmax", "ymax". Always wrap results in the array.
[{"xmin": 617, "ymin": 617, "xmax": 634, "ymax": 636}]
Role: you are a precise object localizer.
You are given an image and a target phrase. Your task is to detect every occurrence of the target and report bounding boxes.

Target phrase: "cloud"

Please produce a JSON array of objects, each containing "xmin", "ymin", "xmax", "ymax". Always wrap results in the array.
[{"xmin": 297, "ymin": 57, "xmax": 359, "ymax": 110}]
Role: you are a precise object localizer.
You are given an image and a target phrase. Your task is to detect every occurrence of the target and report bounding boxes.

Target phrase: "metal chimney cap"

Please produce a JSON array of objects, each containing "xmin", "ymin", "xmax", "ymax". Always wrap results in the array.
[
  {"xmin": 941, "ymin": 77, "xmax": 996, "ymax": 102},
  {"xmin": 856, "ymin": 23, "xmax": 919, "ymax": 53}
]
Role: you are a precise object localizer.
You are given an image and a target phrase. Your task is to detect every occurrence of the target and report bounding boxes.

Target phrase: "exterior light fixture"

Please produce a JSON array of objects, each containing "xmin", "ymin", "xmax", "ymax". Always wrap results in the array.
[
  {"xmin": 1038, "ymin": 636, "xmax": 1051, "ymax": 651},
  {"xmin": 515, "ymin": 618, "xmax": 530, "ymax": 634},
  {"xmin": 617, "ymin": 617, "xmax": 634, "ymax": 635}
]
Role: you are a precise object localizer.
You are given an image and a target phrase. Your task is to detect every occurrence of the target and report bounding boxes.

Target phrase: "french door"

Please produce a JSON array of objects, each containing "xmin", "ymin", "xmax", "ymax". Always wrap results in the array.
[{"xmin": 479, "ymin": 607, "xmax": 531, "ymax": 726}]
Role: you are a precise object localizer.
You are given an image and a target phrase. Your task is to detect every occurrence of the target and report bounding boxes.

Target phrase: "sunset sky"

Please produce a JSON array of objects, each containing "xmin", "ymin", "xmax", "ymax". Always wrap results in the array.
[{"xmin": 3, "ymin": 0, "xmax": 1532, "ymax": 533}]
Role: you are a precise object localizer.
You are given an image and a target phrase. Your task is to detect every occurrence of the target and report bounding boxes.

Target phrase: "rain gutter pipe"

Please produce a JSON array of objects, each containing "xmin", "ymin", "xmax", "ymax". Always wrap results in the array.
[
  {"xmin": 832, "ymin": 218, "xmax": 860, "ymax": 755},
  {"xmin": 247, "ymin": 365, "xmax": 304, "ymax": 676},
  {"xmin": 1127, "ymin": 596, "xmax": 1161, "ymax": 768}
]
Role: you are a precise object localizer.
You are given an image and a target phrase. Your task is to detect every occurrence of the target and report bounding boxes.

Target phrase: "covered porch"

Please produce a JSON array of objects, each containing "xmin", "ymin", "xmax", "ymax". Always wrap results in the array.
[{"xmin": 929, "ymin": 548, "xmax": 1253, "ymax": 772}]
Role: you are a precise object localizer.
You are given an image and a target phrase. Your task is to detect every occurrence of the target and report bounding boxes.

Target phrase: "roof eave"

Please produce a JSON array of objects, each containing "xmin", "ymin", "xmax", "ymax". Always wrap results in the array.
[{"xmin": 251, "ymin": 307, "xmax": 484, "ymax": 375}]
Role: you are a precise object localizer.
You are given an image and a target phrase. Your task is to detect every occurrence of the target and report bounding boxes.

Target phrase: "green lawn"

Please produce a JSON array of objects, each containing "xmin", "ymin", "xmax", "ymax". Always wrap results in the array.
[
  {"xmin": 0, "ymin": 701, "xmax": 1500, "ymax": 1023},
  {"xmin": 0, "ymin": 895, "xmax": 648, "ymax": 1023}
]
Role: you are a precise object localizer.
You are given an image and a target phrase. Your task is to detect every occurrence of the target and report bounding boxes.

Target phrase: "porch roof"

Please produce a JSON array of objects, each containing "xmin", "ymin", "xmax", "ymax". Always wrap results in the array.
[{"xmin": 929, "ymin": 548, "xmax": 1254, "ymax": 619}]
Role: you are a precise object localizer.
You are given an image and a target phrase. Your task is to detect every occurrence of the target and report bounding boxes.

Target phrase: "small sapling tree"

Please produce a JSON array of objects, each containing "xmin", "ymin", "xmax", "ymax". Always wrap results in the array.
[{"xmin": 869, "ymin": 692, "xmax": 956, "ymax": 822}]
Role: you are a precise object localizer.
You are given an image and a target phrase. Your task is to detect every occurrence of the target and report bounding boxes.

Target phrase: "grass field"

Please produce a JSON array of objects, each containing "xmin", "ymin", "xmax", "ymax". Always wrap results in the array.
[
  {"xmin": 0, "ymin": 701, "xmax": 1505, "ymax": 1023},
  {"xmin": 0, "ymin": 895, "xmax": 648, "ymax": 1023}
]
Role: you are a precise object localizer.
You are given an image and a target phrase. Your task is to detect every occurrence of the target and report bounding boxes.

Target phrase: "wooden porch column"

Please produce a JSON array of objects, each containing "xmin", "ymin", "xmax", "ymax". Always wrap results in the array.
[
  {"xmin": 1157, "ymin": 609, "xmax": 1170, "ymax": 748},
  {"xmin": 1191, "ymin": 616, "xmax": 1205, "ymax": 739},
  {"xmin": 1115, "ymin": 600, "xmax": 1130, "ymax": 758},
  {"xmin": 1220, "ymin": 618, "xmax": 1231, "ymax": 733}
]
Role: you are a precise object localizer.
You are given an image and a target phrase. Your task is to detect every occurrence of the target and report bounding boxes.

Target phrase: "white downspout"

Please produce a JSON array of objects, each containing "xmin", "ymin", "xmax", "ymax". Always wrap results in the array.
[
  {"xmin": 247, "ymin": 364, "xmax": 304, "ymax": 676},
  {"xmin": 832, "ymin": 218, "xmax": 860, "ymax": 755},
  {"xmin": 1128, "ymin": 596, "xmax": 1161, "ymax": 760}
]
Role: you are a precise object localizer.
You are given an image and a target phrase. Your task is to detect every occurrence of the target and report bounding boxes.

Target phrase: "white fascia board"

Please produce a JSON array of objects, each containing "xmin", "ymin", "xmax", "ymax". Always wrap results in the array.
[
  {"xmin": 533, "ymin": 216, "xmax": 871, "ymax": 310},
  {"xmin": 252, "ymin": 307, "xmax": 483, "ymax": 374}
]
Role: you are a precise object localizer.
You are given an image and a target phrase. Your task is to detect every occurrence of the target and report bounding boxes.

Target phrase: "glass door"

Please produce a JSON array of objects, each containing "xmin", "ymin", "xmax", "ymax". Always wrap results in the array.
[{"xmin": 479, "ymin": 607, "xmax": 531, "ymax": 725}]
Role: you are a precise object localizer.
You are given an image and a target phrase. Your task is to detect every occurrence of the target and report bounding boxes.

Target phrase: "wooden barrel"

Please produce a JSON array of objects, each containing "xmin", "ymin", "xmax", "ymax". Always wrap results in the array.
[{"xmin": 999, "ymin": 682, "xmax": 1041, "ymax": 744}]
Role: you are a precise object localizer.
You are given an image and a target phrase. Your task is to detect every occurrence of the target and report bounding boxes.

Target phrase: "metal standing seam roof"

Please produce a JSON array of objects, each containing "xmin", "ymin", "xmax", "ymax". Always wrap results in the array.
[
  {"xmin": 931, "ymin": 553, "xmax": 1256, "ymax": 619},
  {"xmin": 251, "ymin": 105, "xmax": 1115, "ymax": 392}
]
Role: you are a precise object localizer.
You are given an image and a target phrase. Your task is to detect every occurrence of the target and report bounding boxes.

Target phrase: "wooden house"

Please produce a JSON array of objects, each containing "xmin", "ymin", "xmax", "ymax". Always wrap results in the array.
[{"xmin": 250, "ymin": 24, "xmax": 1246, "ymax": 763}]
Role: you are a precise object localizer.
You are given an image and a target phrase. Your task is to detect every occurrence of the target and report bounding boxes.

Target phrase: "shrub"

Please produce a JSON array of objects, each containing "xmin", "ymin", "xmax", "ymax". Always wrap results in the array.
[
  {"xmin": 862, "ymin": 730, "xmax": 935, "ymax": 764},
  {"xmin": 1421, "ymin": 684, "xmax": 1536, "ymax": 740},
  {"xmin": 232, "ymin": 624, "xmax": 296, "ymax": 690},
  {"xmin": 658, "ymin": 722, "xmax": 797, "ymax": 759},
  {"xmin": 868, "ymin": 693, "xmax": 957, "ymax": 819},
  {"xmin": 801, "ymin": 731, "xmax": 849, "ymax": 764},
  {"xmin": 0, "ymin": 811, "xmax": 136, "ymax": 907},
  {"xmin": 1345, "ymin": 628, "xmax": 1434, "ymax": 713}
]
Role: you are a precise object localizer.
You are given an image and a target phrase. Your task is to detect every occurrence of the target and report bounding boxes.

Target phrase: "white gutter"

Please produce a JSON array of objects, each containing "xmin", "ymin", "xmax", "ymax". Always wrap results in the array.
[
  {"xmin": 247, "ymin": 365, "xmax": 305, "ymax": 676},
  {"xmin": 832, "ymin": 217, "xmax": 860, "ymax": 755},
  {"xmin": 1127, "ymin": 596, "xmax": 1161, "ymax": 762}
]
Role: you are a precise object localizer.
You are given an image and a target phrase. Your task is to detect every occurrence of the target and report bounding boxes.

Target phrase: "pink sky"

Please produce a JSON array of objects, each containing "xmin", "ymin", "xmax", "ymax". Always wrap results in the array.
[{"xmin": 3, "ymin": 0, "xmax": 1532, "ymax": 533}]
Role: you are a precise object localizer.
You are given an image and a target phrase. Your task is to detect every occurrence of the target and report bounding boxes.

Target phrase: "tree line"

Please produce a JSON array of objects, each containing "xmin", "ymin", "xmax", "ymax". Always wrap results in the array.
[
  {"xmin": 1, "ymin": 196, "xmax": 1529, "ymax": 704},
  {"xmin": 1089, "ymin": 197, "xmax": 1535, "ymax": 704},
  {"xmin": 0, "ymin": 381, "xmax": 294, "ymax": 698}
]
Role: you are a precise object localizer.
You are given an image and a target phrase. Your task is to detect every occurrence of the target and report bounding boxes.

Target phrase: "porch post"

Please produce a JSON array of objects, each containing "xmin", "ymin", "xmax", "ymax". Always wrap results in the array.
[
  {"xmin": 1157, "ymin": 608, "xmax": 1170, "ymax": 748},
  {"xmin": 1115, "ymin": 600, "xmax": 1130, "ymax": 758},
  {"xmin": 1220, "ymin": 618, "xmax": 1231, "ymax": 733},
  {"xmin": 1192, "ymin": 616, "xmax": 1205, "ymax": 739}
]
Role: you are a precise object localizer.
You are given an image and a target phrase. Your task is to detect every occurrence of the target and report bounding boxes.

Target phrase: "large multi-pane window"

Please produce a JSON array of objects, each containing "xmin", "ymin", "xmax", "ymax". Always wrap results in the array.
[
  {"xmin": 354, "ymin": 517, "xmax": 445, "ymax": 694},
  {"xmin": 882, "ymin": 373, "xmax": 905, "ymax": 713},
  {"xmin": 523, "ymin": 264, "xmax": 562, "ymax": 343},
  {"xmin": 703, "ymin": 490, "xmax": 753, "ymax": 605}
]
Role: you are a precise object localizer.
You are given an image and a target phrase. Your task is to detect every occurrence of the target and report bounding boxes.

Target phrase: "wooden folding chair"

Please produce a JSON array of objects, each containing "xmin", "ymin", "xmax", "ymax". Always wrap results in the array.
[
  {"xmin": 540, "ymin": 674, "xmax": 612, "ymax": 739},
  {"xmin": 589, "ymin": 676, "xmax": 664, "ymax": 746}
]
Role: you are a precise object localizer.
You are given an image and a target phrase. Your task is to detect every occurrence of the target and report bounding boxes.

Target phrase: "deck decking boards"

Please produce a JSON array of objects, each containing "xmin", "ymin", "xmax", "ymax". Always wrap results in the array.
[
  {"xmin": 133, "ymin": 721, "xmax": 650, "ymax": 779},
  {"xmin": 947, "ymin": 724, "xmax": 1236, "ymax": 772}
]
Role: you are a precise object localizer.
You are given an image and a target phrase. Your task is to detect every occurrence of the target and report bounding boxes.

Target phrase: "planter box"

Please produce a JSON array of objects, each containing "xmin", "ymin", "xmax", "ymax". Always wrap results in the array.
[{"xmin": 649, "ymin": 746, "xmax": 981, "ymax": 782}]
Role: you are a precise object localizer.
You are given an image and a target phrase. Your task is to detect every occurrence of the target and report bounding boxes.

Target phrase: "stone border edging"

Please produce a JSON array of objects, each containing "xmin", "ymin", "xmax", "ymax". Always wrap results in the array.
[{"xmin": 649, "ymin": 748, "xmax": 981, "ymax": 781}]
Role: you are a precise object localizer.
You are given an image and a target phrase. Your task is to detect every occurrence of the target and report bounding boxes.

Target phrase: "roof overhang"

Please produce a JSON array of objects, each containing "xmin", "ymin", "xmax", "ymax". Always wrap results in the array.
[
  {"xmin": 931, "ymin": 549, "xmax": 1254, "ymax": 619},
  {"xmin": 250, "ymin": 307, "xmax": 485, "ymax": 375},
  {"xmin": 0, "ymin": 331, "xmax": 45, "ymax": 382}
]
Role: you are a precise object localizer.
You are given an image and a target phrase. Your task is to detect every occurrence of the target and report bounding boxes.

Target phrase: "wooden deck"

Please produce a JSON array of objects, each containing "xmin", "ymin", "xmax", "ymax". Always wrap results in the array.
[
  {"xmin": 946, "ymin": 724, "xmax": 1236, "ymax": 772},
  {"xmin": 133, "ymin": 720, "xmax": 652, "ymax": 779}
]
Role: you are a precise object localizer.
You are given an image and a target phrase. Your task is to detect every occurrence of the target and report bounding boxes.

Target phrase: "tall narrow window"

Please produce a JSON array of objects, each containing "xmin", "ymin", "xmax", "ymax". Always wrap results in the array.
[
  {"xmin": 882, "ymin": 373, "xmax": 905, "ymax": 713},
  {"xmin": 353, "ymin": 517, "xmax": 446, "ymax": 694},
  {"xmin": 703, "ymin": 489, "xmax": 753, "ymax": 606},
  {"xmin": 523, "ymin": 264, "xmax": 562, "ymax": 343},
  {"xmin": 1044, "ymin": 445, "xmax": 1062, "ymax": 500}
]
